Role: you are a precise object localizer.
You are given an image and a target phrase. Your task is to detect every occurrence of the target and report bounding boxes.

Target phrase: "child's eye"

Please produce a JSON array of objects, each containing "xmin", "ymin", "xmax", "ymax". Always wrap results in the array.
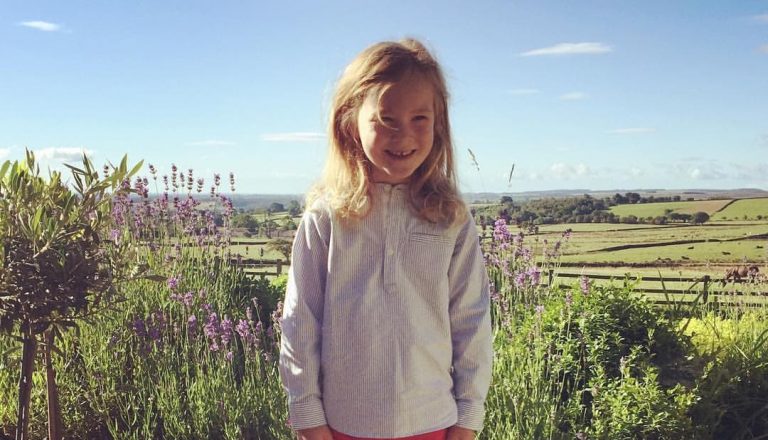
[{"xmin": 413, "ymin": 115, "xmax": 429, "ymax": 122}]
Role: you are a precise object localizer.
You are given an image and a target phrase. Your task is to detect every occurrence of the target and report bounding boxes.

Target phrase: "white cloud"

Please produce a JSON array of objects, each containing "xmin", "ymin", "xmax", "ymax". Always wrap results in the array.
[
  {"xmin": 688, "ymin": 166, "xmax": 728, "ymax": 180},
  {"xmin": 34, "ymin": 147, "xmax": 92, "ymax": 161},
  {"xmin": 186, "ymin": 140, "xmax": 236, "ymax": 146},
  {"xmin": 559, "ymin": 92, "xmax": 588, "ymax": 101},
  {"xmin": 261, "ymin": 132, "xmax": 325, "ymax": 142},
  {"xmin": 753, "ymin": 14, "xmax": 768, "ymax": 23},
  {"xmin": 0, "ymin": 148, "xmax": 11, "ymax": 160},
  {"xmin": 507, "ymin": 88, "xmax": 540, "ymax": 95},
  {"xmin": 630, "ymin": 167, "xmax": 644, "ymax": 177},
  {"xmin": 732, "ymin": 162, "xmax": 768, "ymax": 180},
  {"xmin": 549, "ymin": 162, "xmax": 592, "ymax": 179},
  {"xmin": 19, "ymin": 21, "xmax": 61, "ymax": 32},
  {"xmin": 608, "ymin": 127, "xmax": 656, "ymax": 134},
  {"xmin": 520, "ymin": 42, "xmax": 612, "ymax": 57}
]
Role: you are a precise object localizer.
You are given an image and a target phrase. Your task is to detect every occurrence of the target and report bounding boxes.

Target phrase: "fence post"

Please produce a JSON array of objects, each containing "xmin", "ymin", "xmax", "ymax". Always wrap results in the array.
[
  {"xmin": 277, "ymin": 259, "xmax": 283, "ymax": 275},
  {"xmin": 548, "ymin": 269, "xmax": 554, "ymax": 287},
  {"xmin": 702, "ymin": 275, "xmax": 710, "ymax": 304}
]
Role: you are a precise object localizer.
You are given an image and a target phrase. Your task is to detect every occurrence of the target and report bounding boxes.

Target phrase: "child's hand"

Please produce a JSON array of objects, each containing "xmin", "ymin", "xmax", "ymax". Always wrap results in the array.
[
  {"xmin": 447, "ymin": 425, "xmax": 475, "ymax": 440},
  {"xmin": 296, "ymin": 425, "xmax": 334, "ymax": 440}
]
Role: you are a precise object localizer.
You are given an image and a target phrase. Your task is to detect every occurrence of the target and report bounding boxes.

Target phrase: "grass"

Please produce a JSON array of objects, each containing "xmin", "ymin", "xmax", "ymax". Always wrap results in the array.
[
  {"xmin": 609, "ymin": 199, "xmax": 732, "ymax": 218},
  {"xmin": 711, "ymin": 197, "xmax": 768, "ymax": 221}
]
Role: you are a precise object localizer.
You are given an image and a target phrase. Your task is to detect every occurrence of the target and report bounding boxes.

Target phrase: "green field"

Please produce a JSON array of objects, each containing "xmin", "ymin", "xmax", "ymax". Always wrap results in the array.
[
  {"xmin": 609, "ymin": 199, "xmax": 732, "ymax": 218},
  {"xmin": 710, "ymin": 197, "xmax": 768, "ymax": 221}
]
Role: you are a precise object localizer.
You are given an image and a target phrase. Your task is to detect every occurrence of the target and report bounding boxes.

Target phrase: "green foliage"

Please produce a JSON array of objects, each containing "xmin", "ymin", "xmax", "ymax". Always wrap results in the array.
[
  {"xmin": 587, "ymin": 348, "xmax": 697, "ymax": 439},
  {"xmin": 684, "ymin": 312, "xmax": 768, "ymax": 439},
  {"xmin": 0, "ymin": 150, "xmax": 143, "ymax": 333}
]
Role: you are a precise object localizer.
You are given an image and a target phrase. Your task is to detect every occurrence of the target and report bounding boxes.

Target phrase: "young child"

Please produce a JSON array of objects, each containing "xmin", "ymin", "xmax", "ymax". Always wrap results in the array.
[{"xmin": 279, "ymin": 39, "xmax": 492, "ymax": 440}]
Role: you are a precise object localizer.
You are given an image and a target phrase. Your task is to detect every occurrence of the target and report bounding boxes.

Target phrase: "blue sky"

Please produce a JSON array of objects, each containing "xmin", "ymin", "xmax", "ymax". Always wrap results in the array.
[{"xmin": 2, "ymin": 1, "xmax": 767, "ymax": 194}]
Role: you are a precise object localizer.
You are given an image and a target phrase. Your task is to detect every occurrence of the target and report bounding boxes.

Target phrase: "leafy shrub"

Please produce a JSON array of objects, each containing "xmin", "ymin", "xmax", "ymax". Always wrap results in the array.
[{"xmin": 684, "ymin": 312, "xmax": 768, "ymax": 439}]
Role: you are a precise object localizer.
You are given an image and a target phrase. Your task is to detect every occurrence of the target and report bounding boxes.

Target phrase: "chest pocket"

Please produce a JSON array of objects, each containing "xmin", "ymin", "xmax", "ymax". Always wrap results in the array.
[{"xmin": 402, "ymin": 230, "xmax": 455, "ymax": 281}]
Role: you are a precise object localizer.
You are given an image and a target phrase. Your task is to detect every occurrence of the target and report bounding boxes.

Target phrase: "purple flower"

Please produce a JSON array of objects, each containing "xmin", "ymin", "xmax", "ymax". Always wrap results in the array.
[
  {"xmin": 204, "ymin": 312, "xmax": 220, "ymax": 341},
  {"xmin": 527, "ymin": 266, "xmax": 541, "ymax": 286},
  {"xmin": 493, "ymin": 218, "xmax": 512, "ymax": 242},
  {"xmin": 580, "ymin": 275, "xmax": 590, "ymax": 295},
  {"xmin": 514, "ymin": 272, "xmax": 527, "ymax": 289},
  {"xmin": 225, "ymin": 351, "xmax": 234, "ymax": 362},
  {"xmin": 535, "ymin": 304, "xmax": 545, "ymax": 316},
  {"xmin": 236, "ymin": 319, "xmax": 252, "ymax": 344},
  {"xmin": 132, "ymin": 318, "xmax": 147, "ymax": 338},
  {"xmin": 187, "ymin": 315, "xmax": 198, "ymax": 338},
  {"xmin": 220, "ymin": 316, "xmax": 233, "ymax": 347},
  {"xmin": 167, "ymin": 275, "xmax": 181, "ymax": 291},
  {"xmin": 565, "ymin": 292, "xmax": 573, "ymax": 307}
]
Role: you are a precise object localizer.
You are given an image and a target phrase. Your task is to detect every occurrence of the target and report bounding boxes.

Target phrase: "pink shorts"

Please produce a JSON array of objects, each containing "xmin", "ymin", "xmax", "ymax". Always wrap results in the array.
[{"xmin": 330, "ymin": 427, "xmax": 448, "ymax": 440}]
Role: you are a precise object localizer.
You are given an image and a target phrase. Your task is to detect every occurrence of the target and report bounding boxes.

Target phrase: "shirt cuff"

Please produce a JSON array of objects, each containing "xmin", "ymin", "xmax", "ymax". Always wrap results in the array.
[
  {"xmin": 455, "ymin": 399, "xmax": 485, "ymax": 432},
  {"xmin": 288, "ymin": 397, "xmax": 327, "ymax": 431}
]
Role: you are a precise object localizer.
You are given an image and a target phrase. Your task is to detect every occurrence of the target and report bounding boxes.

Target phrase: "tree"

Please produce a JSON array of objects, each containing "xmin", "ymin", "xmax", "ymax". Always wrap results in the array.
[
  {"xmin": 268, "ymin": 202, "xmax": 285, "ymax": 213},
  {"xmin": 266, "ymin": 238, "xmax": 293, "ymax": 262},
  {"xmin": 287, "ymin": 200, "xmax": 302, "ymax": 216},
  {"xmin": 0, "ymin": 151, "xmax": 146, "ymax": 440},
  {"xmin": 692, "ymin": 211, "xmax": 710, "ymax": 224}
]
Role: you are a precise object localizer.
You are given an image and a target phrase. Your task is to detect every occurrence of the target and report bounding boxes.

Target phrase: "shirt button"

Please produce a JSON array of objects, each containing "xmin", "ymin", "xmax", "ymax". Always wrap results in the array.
[{"xmin": 387, "ymin": 249, "xmax": 394, "ymax": 256}]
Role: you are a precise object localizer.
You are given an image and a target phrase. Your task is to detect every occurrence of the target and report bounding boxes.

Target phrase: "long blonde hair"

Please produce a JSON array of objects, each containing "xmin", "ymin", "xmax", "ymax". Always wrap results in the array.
[{"xmin": 308, "ymin": 38, "xmax": 465, "ymax": 226}]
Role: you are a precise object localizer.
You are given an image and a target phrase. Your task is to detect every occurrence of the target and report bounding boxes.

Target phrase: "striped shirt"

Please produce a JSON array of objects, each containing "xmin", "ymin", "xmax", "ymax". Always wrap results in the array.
[{"xmin": 279, "ymin": 183, "xmax": 493, "ymax": 437}]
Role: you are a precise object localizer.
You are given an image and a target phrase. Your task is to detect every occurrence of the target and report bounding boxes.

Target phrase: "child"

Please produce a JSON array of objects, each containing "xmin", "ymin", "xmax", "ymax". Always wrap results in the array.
[{"xmin": 279, "ymin": 39, "xmax": 492, "ymax": 440}]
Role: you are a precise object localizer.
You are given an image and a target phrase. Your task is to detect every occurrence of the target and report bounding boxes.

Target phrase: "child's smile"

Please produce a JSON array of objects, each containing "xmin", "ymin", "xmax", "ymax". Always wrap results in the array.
[{"xmin": 356, "ymin": 73, "xmax": 435, "ymax": 184}]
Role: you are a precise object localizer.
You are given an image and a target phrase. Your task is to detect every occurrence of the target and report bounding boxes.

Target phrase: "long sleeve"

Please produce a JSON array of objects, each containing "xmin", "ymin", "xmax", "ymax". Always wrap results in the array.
[
  {"xmin": 447, "ymin": 211, "xmax": 493, "ymax": 431},
  {"xmin": 279, "ymin": 208, "xmax": 330, "ymax": 430}
]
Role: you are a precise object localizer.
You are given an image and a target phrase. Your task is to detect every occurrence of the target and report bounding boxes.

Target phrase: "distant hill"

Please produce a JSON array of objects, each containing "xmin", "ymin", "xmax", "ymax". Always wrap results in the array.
[
  {"xmin": 218, "ymin": 188, "xmax": 768, "ymax": 210},
  {"xmin": 463, "ymin": 188, "xmax": 768, "ymax": 204}
]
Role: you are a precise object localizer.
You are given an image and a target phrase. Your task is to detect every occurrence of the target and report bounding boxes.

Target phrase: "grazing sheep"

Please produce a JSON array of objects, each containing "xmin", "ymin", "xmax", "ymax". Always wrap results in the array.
[{"xmin": 721, "ymin": 265, "xmax": 760, "ymax": 286}]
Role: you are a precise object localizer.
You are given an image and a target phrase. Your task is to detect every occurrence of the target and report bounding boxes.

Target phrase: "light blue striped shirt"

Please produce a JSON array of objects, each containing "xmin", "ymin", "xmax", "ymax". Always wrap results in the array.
[{"xmin": 279, "ymin": 183, "xmax": 492, "ymax": 437}]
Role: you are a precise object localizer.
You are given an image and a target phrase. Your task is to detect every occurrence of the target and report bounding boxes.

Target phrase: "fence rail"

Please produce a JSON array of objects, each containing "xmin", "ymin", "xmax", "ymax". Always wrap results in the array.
[
  {"xmin": 550, "ymin": 270, "xmax": 767, "ymax": 304},
  {"xmin": 231, "ymin": 258, "xmax": 286, "ymax": 279}
]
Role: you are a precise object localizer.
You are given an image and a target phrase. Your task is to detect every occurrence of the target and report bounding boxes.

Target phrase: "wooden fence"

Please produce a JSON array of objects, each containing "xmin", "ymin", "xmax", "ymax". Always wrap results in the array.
[
  {"xmin": 549, "ymin": 270, "xmax": 767, "ymax": 306},
  {"xmin": 231, "ymin": 258, "xmax": 286, "ymax": 278}
]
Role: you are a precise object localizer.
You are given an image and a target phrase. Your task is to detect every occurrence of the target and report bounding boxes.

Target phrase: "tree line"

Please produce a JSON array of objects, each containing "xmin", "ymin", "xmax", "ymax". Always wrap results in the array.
[{"xmin": 474, "ymin": 193, "xmax": 711, "ymax": 226}]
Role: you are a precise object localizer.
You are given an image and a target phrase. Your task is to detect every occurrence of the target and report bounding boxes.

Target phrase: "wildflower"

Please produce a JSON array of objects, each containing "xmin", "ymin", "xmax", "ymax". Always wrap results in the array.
[
  {"xmin": 187, "ymin": 315, "xmax": 198, "ymax": 338},
  {"xmin": 225, "ymin": 351, "xmax": 234, "ymax": 362},
  {"xmin": 527, "ymin": 266, "xmax": 541, "ymax": 286},
  {"xmin": 514, "ymin": 271, "xmax": 527, "ymax": 289},
  {"xmin": 182, "ymin": 291, "xmax": 194, "ymax": 307},
  {"xmin": 580, "ymin": 275, "xmax": 590, "ymax": 295},
  {"xmin": 132, "ymin": 318, "xmax": 147, "ymax": 338},
  {"xmin": 236, "ymin": 319, "xmax": 252, "ymax": 343},
  {"xmin": 167, "ymin": 275, "xmax": 181, "ymax": 291},
  {"xmin": 565, "ymin": 292, "xmax": 573, "ymax": 307},
  {"xmin": 204, "ymin": 312, "xmax": 220, "ymax": 340},
  {"xmin": 220, "ymin": 316, "xmax": 233, "ymax": 347},
  {"xmin": 493, "ymin": 218, "xmax": 512, "ymax": 242}
]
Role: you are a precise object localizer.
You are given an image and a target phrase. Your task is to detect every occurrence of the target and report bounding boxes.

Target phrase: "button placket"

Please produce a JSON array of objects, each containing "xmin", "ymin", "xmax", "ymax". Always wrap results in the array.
[{"xmin": 382, "ymin": 186, "xmax": 399, "ymax": 294}]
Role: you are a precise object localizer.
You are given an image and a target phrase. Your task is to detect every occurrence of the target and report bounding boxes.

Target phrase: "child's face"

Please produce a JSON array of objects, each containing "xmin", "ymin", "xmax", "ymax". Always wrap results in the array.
[{"xmin": 356, "ymin": 74, "xmax": 435, "ymax": 184}]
